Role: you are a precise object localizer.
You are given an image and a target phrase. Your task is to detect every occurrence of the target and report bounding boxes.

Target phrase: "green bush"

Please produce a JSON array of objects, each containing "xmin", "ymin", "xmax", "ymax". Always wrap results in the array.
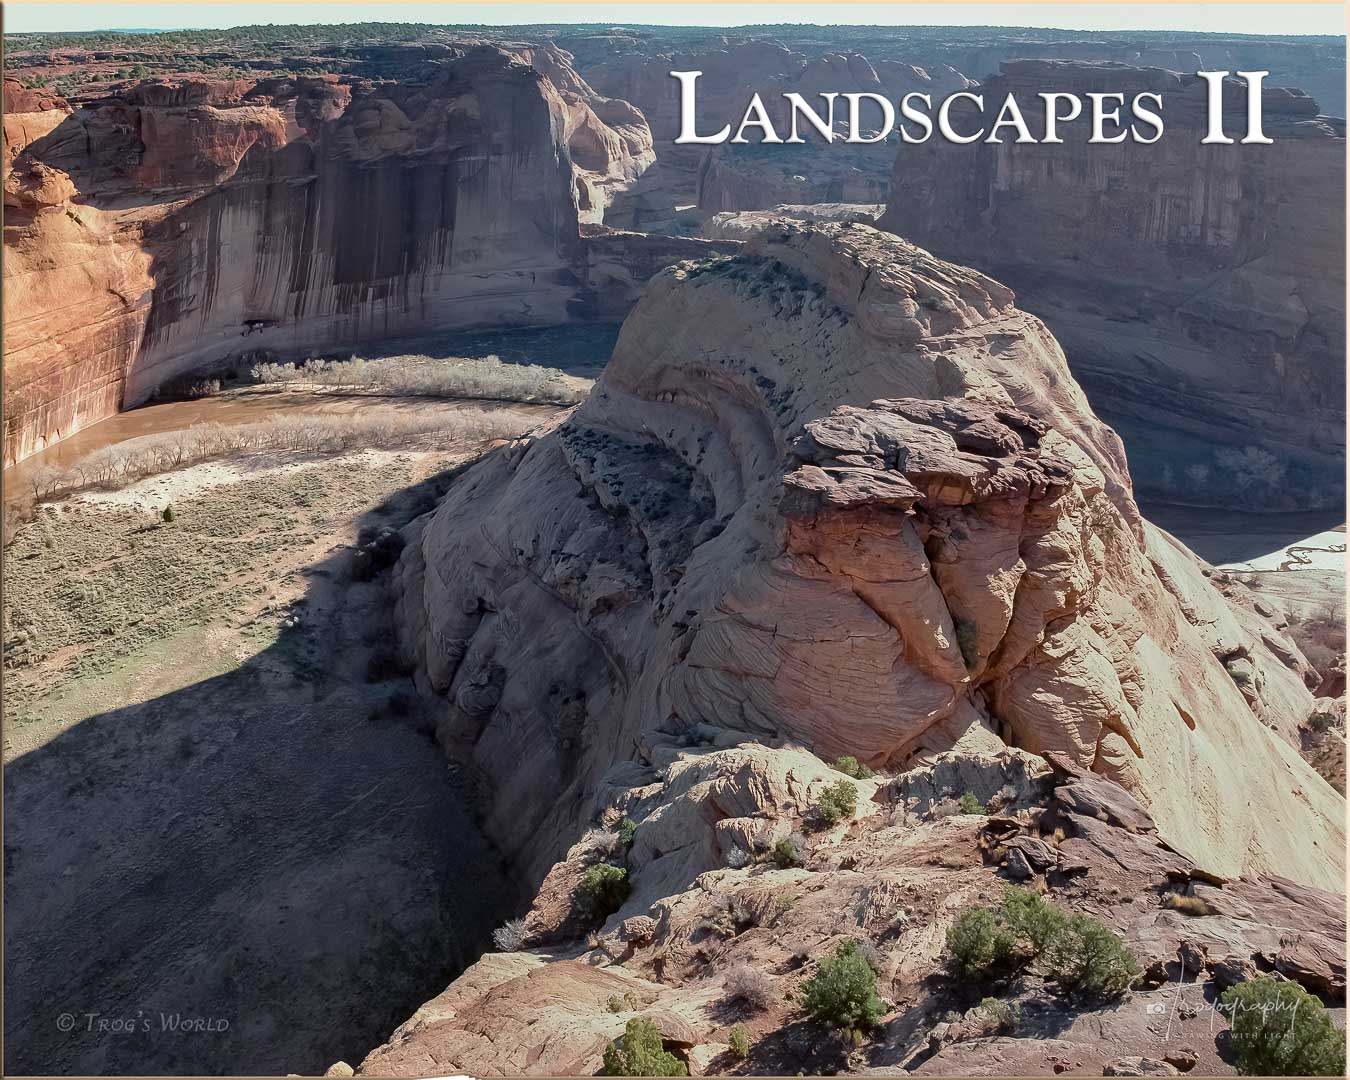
[
  {"xmin": 946, "ymin": 906, "xmax": 1016, "ymax": 977},
  {"xmin": 947, "ymin": 888, "xmax": 1138, "ymax": 998},
  {"xmin": 161, "ymin": 504, "xmax": 175, "ymax": 524},
  {"xmin": 727, "ymin": 1023, "xmax": 751, "ymax": 1060},
  {"xmin": 602, "ymin": 1017, "xmax": 688, "ymax": 1076},
  {"xmin": 815, "ymin": 780, "xmax": 859, "ymax": 826},
  {"xmin": 1001, "ymin": 886, "xmax": 1068, "ymax": 953},
  {"xmin": 833, "ymin": 755, "xmax": 873, "ymax": 779},
  {"xmin": 957, "ymin": 791, "xmax": 984, "ymax": 815},
  {"xmin": 772, "ymin": 835, "xmax": 804, "ymax": 868},
  {"xmin": 801, "ymin": 939, "xmax": 887, "ymax": 1032},
  {"xmin": 979, "ymin": 996, "xmax": 1017, "ymax": 1033},
  {"xmin": 577, "ymin": 863, "xmax": 630, "ymax": 921},
  {"xmin": 1047, "ymin": 913, "xmax": 1141, "ymax": 997},
  {"xmin": 1221, "ymin": 976, "xmax": 1345, "ymax": 1076},
  {"xmin": 617, "ymin": 817, "xmax": 638, "ymax": 848}
]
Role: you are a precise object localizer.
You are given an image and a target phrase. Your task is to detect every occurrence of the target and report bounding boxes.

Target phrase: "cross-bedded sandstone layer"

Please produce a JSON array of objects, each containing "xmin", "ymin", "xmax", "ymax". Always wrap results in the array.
[{"xmin": 393, "ymin": 222, "xmax": 1343, "ymax": 893}]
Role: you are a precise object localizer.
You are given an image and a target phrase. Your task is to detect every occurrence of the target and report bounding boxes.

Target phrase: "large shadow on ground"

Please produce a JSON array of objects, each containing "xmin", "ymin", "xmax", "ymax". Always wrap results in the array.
[{"xmin": 3, "ymin": 467, "xmax": 517, "ymax": 1076}]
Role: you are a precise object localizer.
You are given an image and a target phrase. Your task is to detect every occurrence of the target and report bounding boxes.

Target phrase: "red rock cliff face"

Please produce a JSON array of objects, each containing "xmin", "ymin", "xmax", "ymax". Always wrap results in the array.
[
  {"xmin": 879, "ymin": 61, "xmax": 1346, "ymax": 508},
  {"xmin": 2, "ymin": 45, "xmax": 654, "ymax": 465}
]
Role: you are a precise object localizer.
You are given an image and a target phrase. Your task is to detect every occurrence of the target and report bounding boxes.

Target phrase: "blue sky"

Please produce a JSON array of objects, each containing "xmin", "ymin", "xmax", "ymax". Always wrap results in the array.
[{"xmin": 6, "ymin": 3, "xmax": 1345, "ymax": 36}]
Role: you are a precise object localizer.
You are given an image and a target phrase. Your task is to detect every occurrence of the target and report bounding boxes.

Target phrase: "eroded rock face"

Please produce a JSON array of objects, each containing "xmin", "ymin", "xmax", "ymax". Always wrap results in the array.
[
  {"xmin": 394, "ymin": 221, "xmax": 1343, "ymax": 891},
  {"xmin": 2, "ymin": 45, "xmax": 654, "ymax": 465},
  {"xmin": 878, "ymin": 60, "xmax": 1346, "ymax": 509},
  {"xmin": 357, "ymin": 741, "xmax": 1345, "ymax": 1077}
]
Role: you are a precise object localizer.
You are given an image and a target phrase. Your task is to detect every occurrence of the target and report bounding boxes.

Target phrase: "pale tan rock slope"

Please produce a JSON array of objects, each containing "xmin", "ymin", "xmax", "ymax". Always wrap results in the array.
[{"xmin": 395, "ymin": 221, "xmax": 1342, "ymax": 892}]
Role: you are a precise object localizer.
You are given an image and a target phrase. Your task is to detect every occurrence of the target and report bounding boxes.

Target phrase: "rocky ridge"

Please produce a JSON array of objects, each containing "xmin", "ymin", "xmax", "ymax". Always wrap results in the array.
[
  {"xmin": 392, "ymin": 222, "xmax": 1342, "ymax": 896},
  {"xmin": 356, "ymin": 741, "xmax": 1345, "ymax": 1076}
]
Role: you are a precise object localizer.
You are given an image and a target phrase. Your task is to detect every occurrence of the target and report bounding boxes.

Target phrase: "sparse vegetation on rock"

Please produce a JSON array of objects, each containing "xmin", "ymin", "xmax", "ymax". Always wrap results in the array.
[
  {"xmin": 832, "ymin": 755, "xmax": 873, "ymax": 779},
  {"xmin": 814, "ymin": 779, "xmax": 859, "ymax": 826},
  {"xmin": 492, "ymin": 917, "xmax": 526, "ymax": 952},
  {"xmin": 772, "ymin": 834, "xmax": 805, "ymax": 868},
  {"xmin": 946, "ymin": 905, "xmax": 1017, "ymax": 977},
  {"xmin": 1048, "ymin": 913, "xmax": 1142, "ymax": 997},
  {"xmin": 947, "ymin": 887, "xmax": 1139, "ymax": 998},
  {"xmin": 1220, "ymin": 975, "xmax": 1346, "ymax": 1076},
  {"xmin": 576, "ymin": 863, "xmax": 630, "ymax": 921},
  {"xmin": 727, "ymin": 1023, "xmax": 751, "ymax": 1060},
  {"xmin": 958, "ymin": 790, "xmax": 985, "ymax": 815},
  {"xmin": 723, "ymin": 962, "xmax": 774, "ymax": 1011},
  {"xmin": 801, "ymin": 939, "xmax": 887, "ymax": 1033},
  {"xmin": 601, "ymin": 1018, "xmax": 688, "ymax": 1077},
  {"xmin": 978, "ymin": 996, "xmax": 1017, "ymax": 1033}
]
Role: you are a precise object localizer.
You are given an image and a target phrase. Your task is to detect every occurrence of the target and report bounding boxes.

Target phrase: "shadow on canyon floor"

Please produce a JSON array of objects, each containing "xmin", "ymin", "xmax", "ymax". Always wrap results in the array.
[{"xmin": 2, "ymin": 465, "xmax": 519, "ymax": 1076}]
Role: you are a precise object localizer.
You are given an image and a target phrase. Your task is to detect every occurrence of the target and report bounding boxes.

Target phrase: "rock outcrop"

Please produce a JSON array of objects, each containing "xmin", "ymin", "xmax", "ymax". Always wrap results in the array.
[
  {"xmin": 2, "ymin": 45, "xmax": 656, "ymax": 465},
  {"xmin": 879, "ymin": 61, "xmax": 1346, "ymax": 509},
  {"xmin": 393, "ymin": 221, "xmax": 1343, "ymax": 894},
  {"xmin": 357, "ymin": 741, "xmax": 1345, "ymax": 1076}
]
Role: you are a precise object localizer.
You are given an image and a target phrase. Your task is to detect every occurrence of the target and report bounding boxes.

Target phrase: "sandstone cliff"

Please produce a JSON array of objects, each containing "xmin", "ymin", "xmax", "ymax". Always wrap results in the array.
[
  {"xmin": 879, "ymin": 61, "xmax": 1346, "ymax": 510},
  {"xmin": 2, "ymin": 45, "xmax": 657, "ymax": 465},
  {"xmin": 393, "ymin": 222, "xmax": 1342, "ymax": 893}
]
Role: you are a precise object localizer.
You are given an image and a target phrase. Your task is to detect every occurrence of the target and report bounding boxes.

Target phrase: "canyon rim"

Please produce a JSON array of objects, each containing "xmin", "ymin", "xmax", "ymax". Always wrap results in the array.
[{"xmin": 2, "ymin": 8, "xmax": 1346, "ymax": 1079}]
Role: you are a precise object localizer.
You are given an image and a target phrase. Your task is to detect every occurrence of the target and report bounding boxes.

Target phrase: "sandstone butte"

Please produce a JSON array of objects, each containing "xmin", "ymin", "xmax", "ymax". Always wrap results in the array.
[
  {"xmin": 1, "ymin": 43, "xmax": 734, "ymax": 466},
  {"xmin": 367, "ymin": 222, "xmax": 1344, "ymax": 1076},
  {"xmin": 392, "ymin": 221, "xmax": 1343, "ymax": 893},
  {"xmin": 879, "ymin": 60, "xmax": 1347, "ymax": 509}
]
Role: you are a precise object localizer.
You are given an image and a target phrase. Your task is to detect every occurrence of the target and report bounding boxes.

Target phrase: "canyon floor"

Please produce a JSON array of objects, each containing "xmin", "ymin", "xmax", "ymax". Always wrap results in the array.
[{"xmin": 2, "ymin": 401, "xmax": 560, "ymax": 1075}]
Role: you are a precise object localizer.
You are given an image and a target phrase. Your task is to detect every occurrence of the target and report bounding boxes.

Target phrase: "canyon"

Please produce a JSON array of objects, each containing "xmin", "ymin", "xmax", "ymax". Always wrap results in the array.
[
  {"xmin": 3, "ymin": 19, "xmax": 1345, "ymax": 1079},
  {"xmin": 879, "ymin": 60, "xmax": 1347, "ymax": 510},
  {"xmin": 2, "ymin": 44, "xmax": 723, "ymax": 465},
  {"xmin": 367, "ymin": 221, "xmax": 1344, "ymax": 1076}
]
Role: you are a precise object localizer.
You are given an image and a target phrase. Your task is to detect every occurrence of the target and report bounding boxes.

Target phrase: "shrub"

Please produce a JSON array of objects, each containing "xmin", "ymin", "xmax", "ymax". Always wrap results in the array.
[
  {"xmin": 492, "ymin": 917, "xmax": 526, "ymax": 952},
  {"xmin": 727, "ymin": 1023, "xmax": 751, "ymax": 1060},
  {"xmin": 815, "ymin": 780, "xmax": 859, "ymax": 826},
  {"xmin": 1001, "ymin": 886, "xmax": 1068, "ymax": 953},
  {"xmin": 772, "ymin": 835, "xmax": 804, "ymax": 869},
  {"xmin": 957, "ymin": 791, "xmax": 984, "ymax": 815},
  {"xmin": 724, "ymin": 962, "xmax": 774, "ymax": 1011},
  {"xmin": 833, "ymin": 755, "xmax": 873, "ymax": 779},
  {"xmin": 947, "ymin": 889, "xmax": 1138, "ymax": 998},
  {"xmin": 946, "ymin": 906, "xmax": 1016, "ymax": 977},
  {"xmin": 607, "ymin": 991, "xmax": 639, "ymax": 1013},
  {"xmin": 1220, "ymin": 975, "xmax": 1345, "ymax": 1076},
  {"xmin": 1047, "ymin": 913, "xmax": 1141, "ymax": 997},
  {"xmin": 802, "ymin": 940, "xmax": 887, "ymax": 1033},
  {"xmin": 617, "ymin": 817, "xmax": 638, "ymax": 848},
  {"xmin": 1163, "ymin": 891, "xmax": 1212, "ymax": 916},
  {"xmin": 979, "ymin": 996, "xmax": 1017, "ymax": 1033},
  {"xmin": 577, "ymin": 863, "xmax": 630, "ymax": 921},
  {"xmin": 701, "ymin": 896, "xmax": 757, "ymax": 939},
  {"xmin": 602, "ymin": 1017, "xmax": 688, "ymax": 1077},
  {"xmin": 161, "ymin": 504, "xmax": 175, "ymax": 523},
  {"xmin": 724, "ymin": 845, "xmax": 753, "ymax": 869}
]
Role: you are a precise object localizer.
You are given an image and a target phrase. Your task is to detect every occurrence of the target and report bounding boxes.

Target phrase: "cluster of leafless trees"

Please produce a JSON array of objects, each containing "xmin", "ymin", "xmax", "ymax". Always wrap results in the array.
[
  {"xmin": 18, "ymin": 410, "xmax": 524, "ymax": 505},
  {"xmin": 250, "ymin": 354, "xmax": 586, "ymax": 406}
]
